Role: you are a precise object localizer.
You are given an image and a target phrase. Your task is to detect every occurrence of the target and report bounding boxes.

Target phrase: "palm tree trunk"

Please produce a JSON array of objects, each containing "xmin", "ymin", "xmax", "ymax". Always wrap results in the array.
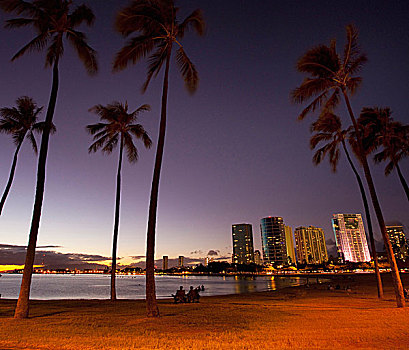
[
  {"xmin": 0, "ymin": 140, "xmax": 23, "ymax": 215},
  {"xmin": 342, "ymin": 89, "xmax": 405, "ymax": 308},
  {"xmin": 145, "ymin": 48, "xmax": 172, "ymax": 318},
  {"xmin": 341, "ymin": 140, "xmax": 383, "ymax": 299},
  {"xmin": 111, "ymin": 135, "xmax": 124, "ymax": 301},
  {"xmin": 395, "ymin": 163, "xmax": 409, "ymax": 202},
  {"xmin": 14, "ymin": 60, "xmax": 59, "ymax": 319}
]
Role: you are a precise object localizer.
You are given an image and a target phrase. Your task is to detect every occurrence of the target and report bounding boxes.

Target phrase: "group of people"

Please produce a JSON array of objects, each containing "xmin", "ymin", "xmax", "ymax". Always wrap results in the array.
[{"xmin": 173, "ymin": 285, "xmax": 204, "ymax": 303}]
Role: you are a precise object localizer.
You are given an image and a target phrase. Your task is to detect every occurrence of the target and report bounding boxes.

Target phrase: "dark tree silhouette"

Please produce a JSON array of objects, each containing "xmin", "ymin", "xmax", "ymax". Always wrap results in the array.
[
  {"xmin": 0, "ymin": 96, "xmax": 46, "ymax": 215},
  {"xmin": 291, "ymin": 24, "xmax": 405, "ymax": 307},
  {"xmin": 113, "ymin": 0, "xmax": 205, "ymax": 317},
  {"xmin": 358, "ymin": 107, "xmax": 409, "ymax": 202},
  {"xmin": 87, "ymin": 101, "xmax": 151, "ymax": 301},
  {"xmin": 310, "ymin": 112, "xmax": 383, "ymax": 298},
  {"xmin": 0, "ymin": 0, "xmax": 98, "ymax": 318}
]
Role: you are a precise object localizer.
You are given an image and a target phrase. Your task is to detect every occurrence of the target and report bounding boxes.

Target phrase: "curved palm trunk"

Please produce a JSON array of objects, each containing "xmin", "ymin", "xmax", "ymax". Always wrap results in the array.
[
  {"xmin": 14, "ymin": 60, "xmax": 59, "ymax": 319},
  {"xmin": 395, "ymin": 163, "xmax": 409, "ymax": 202},
  {"xmin": 0, "ymin": 140, "xmax": 23, "ymax": 215},
  {"xmin": 111, "ymin": 135, "xmax": 124, "ymax": 301},
  {"xmin": 342, "ymin": 90, "xmax": 405, "ymax": 308},
  {"xmin": 145, "ymin": 49, "xmax": 172, "ymax": 318},
  {"xmin": 341, "ymin": 140, "xmax": 383, "ymax": 299}
]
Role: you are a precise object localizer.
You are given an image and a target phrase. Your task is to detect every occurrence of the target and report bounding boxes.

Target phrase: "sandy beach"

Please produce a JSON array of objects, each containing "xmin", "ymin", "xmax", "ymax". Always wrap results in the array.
[{"xmin": 1, "ymin": 273, "xmax": 409, "ymax": 349}]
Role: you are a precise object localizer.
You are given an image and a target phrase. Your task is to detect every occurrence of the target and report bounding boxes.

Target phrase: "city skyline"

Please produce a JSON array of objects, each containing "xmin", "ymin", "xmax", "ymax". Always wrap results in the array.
[{"xmin": 1, "ymin": 0, "xmax": 409, "ymax": 266}]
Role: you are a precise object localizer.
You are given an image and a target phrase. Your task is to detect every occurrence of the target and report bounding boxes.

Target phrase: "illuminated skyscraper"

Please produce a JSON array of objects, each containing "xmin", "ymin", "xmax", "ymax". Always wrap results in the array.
[
  {"xmin": 260, "ymin": 217, "xmax": 287, "ymax": 265},
  {"xmin": 162, "ymin": 256, "xmax": 168, "ymax": 270},
  {"xmin": 386, "ymin": 225, "xmax": 409, "ymax": 261},
  {"xmin": 178, "ymin": 256, "xmax": 184, "ymax": 267},
  {"xmin": 294, "ymin": 226, "xmax": 328, "ymax": 264},
  {"xmin": 332, "ymin": 214, "xmax": 371, "ymax": 262},
  {"xmin": 232, "ymin": 223, "xmax": 255, "ymax": 264},
  {"xmin": 254, "ymin": 250, "xmax": 262, "ymax": 265},
  {"xmin": 284, "ymin": 225, "xmax": 296, "ymax": 264}
]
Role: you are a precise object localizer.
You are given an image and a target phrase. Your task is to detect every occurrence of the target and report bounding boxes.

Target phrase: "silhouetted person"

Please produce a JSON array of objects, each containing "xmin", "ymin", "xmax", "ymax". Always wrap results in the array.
[
  {"xmin": 187, "ymin": 286, "xmax": 200, "ymax": 303},
  {"xmin": 174, "ymin": 286, "xmax": 186, "ymax": 303}
]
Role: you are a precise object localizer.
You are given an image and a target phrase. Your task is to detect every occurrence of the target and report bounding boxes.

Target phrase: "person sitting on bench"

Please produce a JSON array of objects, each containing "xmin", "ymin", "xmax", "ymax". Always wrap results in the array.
[
  {"xmin": 172, "ymin": 286, "xmax": 187, "ymax": 303},
  {"xmin": 187, "ymin": 286, "xmax": 200, "ymax": 303}
]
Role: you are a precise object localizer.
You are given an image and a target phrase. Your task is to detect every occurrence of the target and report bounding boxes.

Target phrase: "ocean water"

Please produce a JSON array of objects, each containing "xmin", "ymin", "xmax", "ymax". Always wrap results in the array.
[{"xmin": 0, "ymin": 274, "xmax": 307, "ymax": 300}]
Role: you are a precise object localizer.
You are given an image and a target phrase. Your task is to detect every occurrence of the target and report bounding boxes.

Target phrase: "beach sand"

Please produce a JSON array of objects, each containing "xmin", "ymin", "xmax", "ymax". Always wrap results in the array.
[{"xmin": 1, "ymin": 273, "xmax": 408, "ymax": 349}]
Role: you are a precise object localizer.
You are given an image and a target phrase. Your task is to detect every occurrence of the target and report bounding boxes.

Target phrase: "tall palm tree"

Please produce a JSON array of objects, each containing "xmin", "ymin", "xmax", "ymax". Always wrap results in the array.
[
  {"xmin": 87, "ymin": 101, "xmax": 152, "ymax": 301},
  {"xmin": 291, "ymin": 24, "xmax": 405, "ymax": 307},
  {"xmin": 113, "ymin": 0, "xmax": 205, "ymax": 317},
  {"xmin": 358, "ymin": 107, "xmax": 409, "ymax": 201},
  {"xmin": 0, "ymin": 96, "xmax": 44, "ymax": 215},
  {"xmin": 0, "ymin": 0, "xmax": 98, "ymax": 318},
  {"xmin": 310, "ymin": 112, "xmax": 383, "ymax": 298}
]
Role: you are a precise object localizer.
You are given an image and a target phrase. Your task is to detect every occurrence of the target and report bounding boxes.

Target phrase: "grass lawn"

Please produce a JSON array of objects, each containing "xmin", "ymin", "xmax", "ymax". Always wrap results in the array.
[{"xmin": 1, "ymin": 274, "xmax": 408, "ymax": 349}]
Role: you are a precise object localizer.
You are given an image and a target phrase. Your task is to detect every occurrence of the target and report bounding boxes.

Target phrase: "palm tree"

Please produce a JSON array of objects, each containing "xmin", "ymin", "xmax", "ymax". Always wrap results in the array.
[
  {"xmin": 291, "ymin": 24, "xmax": 405, "ymax": 307},
  {"xmin": 0, "ymin": 96, "xmax": 44, "ymax": 215},
  {"xmin": 358, "ymin": 107, "xmax": 409, "ymax": 201},
  {"xmin": 0, "ymin": 0, "xmax": 98, "ymax": 318},
  {"xmin": 87, "ymin": 101, "xmax": 152, "ymax": 301},
  {"xmin": 310, "ymin": 112, "xmax": 383, "ymax": 298},
  {"xmin": 113, "ymin": 0, "xmax": 205, "ymax": 317}
]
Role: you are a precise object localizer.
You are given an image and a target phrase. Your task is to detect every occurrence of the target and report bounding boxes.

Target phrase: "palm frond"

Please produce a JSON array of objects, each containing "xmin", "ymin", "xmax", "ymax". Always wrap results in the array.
[
  {"xmin": 129, "ymin": 124, "xmax": 152, "ymax": 148},
  {"xmin": 45, "ymin": 34, "xmax": 63, "ymax": 67},
  {"xmin": 343, "ymin": 24, "xmax": 359, "ymax": 67},
  {"xmin": 384, "ymin": 160, "xmax": 395, "ymax": 176},
  {"xmin": 88, "ymin": 133, "xmax": 110, "ymax": 153},
  {"xmin": 101, "ymin": 134, "xmax": 119, "ymax": 154},
  {"xmin": 310, "ymin": 132, "xmax": 333, "ymax": 149},
  {"xmin": 141, "ymin": 41, "xmax": 168, "ymax": 92},
  {"xmin": 178, "ymin": 9, "xmax": 205, "ymax": 38},
  {"xmin": 11, "ymin": 31, "xmax": 50, "ymax": 61},
  {"xmin": 113, "ymin": 35, "xmax": 156, "ymax": 72},
  {"xmin": 4, "ymin": 17, "xmax": 34, "ymax": 28},
  {"xmin": 26, "ymin": 130, "xmax": 38, "ymax": 154},
  {"xmin": 115, "ymin": 2, "xmax": 166, "ymax": 37},
  {"xmin": 176, "ymin": 47, "xmax": 198, "ymax": 94},
  {"xmin": 32, "ymin": 121, "xmax": 55, "ymax": 134},
  {"xmin": 123, "ymin": 131, "xmax": 138, "ymax": 163},
  {"xmin": 69, "ymin": 4, "xmax": 95, "ymax": 27},
  {"xmin": 86, "ymin": 122, "xmax": 108, "ymax": 135},
  {"xmin": 296, "ymin": 44, "xmax": 340, "ymax": 78},
  {"xmin": 291, "ymin": 78, "xmax": 331, "ymax": 104},
  {"xmin": 295, "ymin": 90, "xmax": 328, "ymax": 120},
  {"xmin": 346, "ymin": 77, "xmax": 362, "ymax": 95},
  {"xmin": 0, "ymin": 0, "xmax": 39, "ymax": 16},
  {"xmin": 66, "ymin": 30, "xmax": 98, "ymax": 75}
]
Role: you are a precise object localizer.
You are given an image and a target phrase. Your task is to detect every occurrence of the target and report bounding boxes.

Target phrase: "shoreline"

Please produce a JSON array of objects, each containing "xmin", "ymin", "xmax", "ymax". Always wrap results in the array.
[{"xmin": 1, "ymin": 273, "xmax": 409, "ymax": 349}]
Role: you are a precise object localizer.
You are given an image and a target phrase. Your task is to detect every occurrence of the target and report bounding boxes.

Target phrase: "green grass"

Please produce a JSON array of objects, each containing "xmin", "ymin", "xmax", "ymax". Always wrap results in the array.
[{"xmin": 1, "ymin": 274, "xmax": 409, "ymax": 349}]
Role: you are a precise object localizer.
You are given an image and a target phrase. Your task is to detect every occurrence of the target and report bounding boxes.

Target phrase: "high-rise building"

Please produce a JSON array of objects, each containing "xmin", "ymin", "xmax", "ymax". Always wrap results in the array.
[
  {"xmin": 386, "ymin": 225, "xmax": 409, "ymax": 261},
  {"xmin": 260, "ymin": 217, "xmax": 287, "ymax": 265},
  {"xmin": 254, "ymin": 250, "xmax": 262, "ymax": 265},
  {"xmin": 204, "ymin": 257, "xmax": 209, "ymax": 266},
  {"xmin": 294, "ymin": 226, "xmax": 328, "ymax": 264},
  {"xmin": 332, "ymin": 214, "xmax": 371, "ymax": 262},
  {"xmin": 178, "ymin": 256, "xmax": 184, "ymax": 267},
  {"xmin": 232, "ymin": 223, "xmax": 255, "ymax": 264},
  {"xmin": 162, "ymin": 256, "xmax": 168, "ymax": 270},
  {"xmin": 284, "ymin": 225, "xmax": 296, "ymax": 265}
]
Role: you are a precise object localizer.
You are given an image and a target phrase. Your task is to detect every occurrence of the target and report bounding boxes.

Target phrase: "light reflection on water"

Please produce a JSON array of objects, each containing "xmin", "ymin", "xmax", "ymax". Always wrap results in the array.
[{"xmin": 0, "ymin": 274, "xmax": 308, "ymax": 300}]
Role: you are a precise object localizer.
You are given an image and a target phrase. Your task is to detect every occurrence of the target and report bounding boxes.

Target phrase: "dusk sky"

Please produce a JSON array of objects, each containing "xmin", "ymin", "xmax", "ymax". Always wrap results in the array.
[{"xmin": 0, "ymin": 0, "xmax": 408, "ymax": 268}]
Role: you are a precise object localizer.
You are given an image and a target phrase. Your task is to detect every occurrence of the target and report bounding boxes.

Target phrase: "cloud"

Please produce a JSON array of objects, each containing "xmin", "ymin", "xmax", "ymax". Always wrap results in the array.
[
  {"xmin": 207, "ymin": 250, "xmax": 219, "ymax": 256},
  {"xmin": 0, "ymin": 244, "xmax": 109, "ymax": 270},
  {"xmin": 190, "ymin": 250, "xmax": 203, "ymax": 255},
  {"xmin": 130, "ymin": 255, "xmax": 145, "ymax": 260}
]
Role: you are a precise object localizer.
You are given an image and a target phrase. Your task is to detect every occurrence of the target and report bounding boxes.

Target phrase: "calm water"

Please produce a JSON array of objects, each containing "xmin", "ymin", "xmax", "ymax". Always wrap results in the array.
[{"xmin": 0, "ymin": 274, "xmax": 307, "ymax": 300}]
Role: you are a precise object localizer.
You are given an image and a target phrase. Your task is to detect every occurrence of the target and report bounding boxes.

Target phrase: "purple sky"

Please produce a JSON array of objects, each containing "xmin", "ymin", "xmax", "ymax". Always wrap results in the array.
[{"xmin": 1, "ymin": 0, "xmax": 408, "ymax": 265}]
